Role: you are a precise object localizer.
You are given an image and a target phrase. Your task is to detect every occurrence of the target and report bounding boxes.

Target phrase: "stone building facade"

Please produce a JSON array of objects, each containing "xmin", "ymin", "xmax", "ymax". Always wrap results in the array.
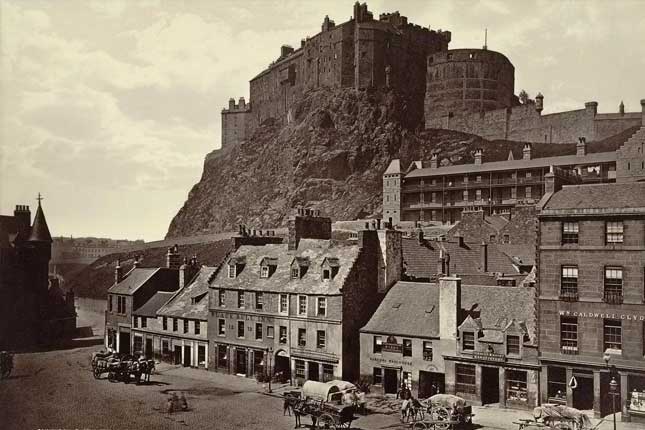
[
  {"xmin": 207, "ymin": 209, "xmax": 391, "ymax": 384},
  {"xmin": 221, "ymin": 97, "xmax": 252, "ymax": 149},
  {"xmin": 537, "ymin": 182, "xmax": 645, "ymax": 422}
]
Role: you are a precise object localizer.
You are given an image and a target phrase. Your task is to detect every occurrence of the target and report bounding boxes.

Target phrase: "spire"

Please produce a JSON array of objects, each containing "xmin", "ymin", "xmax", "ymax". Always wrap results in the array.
[{"xmin": 28, "ymin": 193, "xmax": 52, "ymax": 243}]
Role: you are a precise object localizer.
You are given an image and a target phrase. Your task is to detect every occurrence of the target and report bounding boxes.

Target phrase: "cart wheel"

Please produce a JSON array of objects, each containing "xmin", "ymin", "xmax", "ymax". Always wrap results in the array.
[
  {"xmin": 433, "ymin": 407, "xmax": 451, "ymax": 430},
  {"xmin": 412, "ymin": 422, "xmax": 428, "ymax": 430},
  {"xmin": 317, "ymin": 413, "xmax": 337, "ymax": 430},
  {"xmin": 93, "ymin": 368, "xmax": 101, "ymax": 379}
]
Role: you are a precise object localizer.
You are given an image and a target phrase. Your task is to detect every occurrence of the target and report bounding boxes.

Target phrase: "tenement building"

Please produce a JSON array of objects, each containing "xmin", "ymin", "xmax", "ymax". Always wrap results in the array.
[
  {"xmin": 384, "ymin": 139, "xmax": 617, "ymax": 225},
  {"xmin": 207, "ymin": 209, "xmax": 389, "ymax": 384},
  {"xmin": 537, "ymin": 182, "xmax": 645, "ymax": 422},
  {"xmin": 104, "ymin": 246, "xmax": 181, "ymax": 353},
  {"xmin": 360, "ymin": 277, "xmax": 539, "ymax": 410}
]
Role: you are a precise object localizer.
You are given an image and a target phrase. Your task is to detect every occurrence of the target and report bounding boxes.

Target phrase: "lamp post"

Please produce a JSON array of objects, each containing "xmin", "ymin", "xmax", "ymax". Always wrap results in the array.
[
  {"xmin": 609, "ymin": 377, "xmax": 618, "ymax": 430},
  {"xmin": 267, "ymin": 347, "xmax": 273, "ymax": 394}
]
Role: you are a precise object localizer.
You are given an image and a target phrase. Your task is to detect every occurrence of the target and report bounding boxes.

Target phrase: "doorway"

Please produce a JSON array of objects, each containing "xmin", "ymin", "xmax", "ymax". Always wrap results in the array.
[
  {"xmin": 119, "ymin": 331, "xmax": 130, "ymax": 354},
  {"xmin": 274, "ymin": 351, "xmax": 290, "ymax": 382},
  {"xmin": 419, "ymin": 371, "xmax": 445, "ymax": 398},
  {"xmin": 309, "ymin": 362, "xmax": 320, "ymax": 381},
  {"xmin": 145, "ymin": 338, "xmax": 153, "ymax": 359},
  {"xmin": 235, "ymin": 349, "xmax": 247, "ymax": 375},
  {"xmin": 183, "ymin": 345, "xmax": 192, "ymax": 367},
  {"xmin": 174, "ymin": 346, "xmax": 181, "ymax": 365},
  {"xmin": 481, "ymin": 366, "xmax": 500, "ymax": 405},
  {"xmin": 573, "ymin": 375, "xmax": 594, "ymax": 411},
  {"xmin": 384, "ymin": 368, "xmax": 399, "ymax": 394}
]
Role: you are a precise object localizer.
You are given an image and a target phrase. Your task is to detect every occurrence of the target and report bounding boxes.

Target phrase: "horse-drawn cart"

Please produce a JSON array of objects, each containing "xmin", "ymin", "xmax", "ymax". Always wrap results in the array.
[
  {"xmin": 407, "ymin": 394, "xmax": 473, "ymax": 429},
  {"xmin": 91, "ymin": 351, "xmax": 154, "ymax": 384},
  {"xmin": 284, "ymin": 380, "xmax": 357, "ymax": 429},
  {"xmin": 521, "ymin": 405, "xmax": 599, "ymax": 430}
]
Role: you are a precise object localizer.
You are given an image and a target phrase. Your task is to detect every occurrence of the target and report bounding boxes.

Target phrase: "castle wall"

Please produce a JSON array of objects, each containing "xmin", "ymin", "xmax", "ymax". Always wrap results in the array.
[
  {"xmin": 221, "ymin": 107, "xmax": 251, "ymax": 148},
  {"xmin": 594, "ymin": 113, "xmax": 642, "ymax": 141}
]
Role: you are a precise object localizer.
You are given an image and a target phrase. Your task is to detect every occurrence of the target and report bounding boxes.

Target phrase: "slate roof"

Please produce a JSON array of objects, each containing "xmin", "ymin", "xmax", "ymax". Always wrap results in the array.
[
  {"xmin": 28, "ymin": 203, "xmax": 53, "ymax": 242},
  {"xmin": 384, "ymin": 159, "xmax": 401, "ymax": 175},
  {"xmin": 107, "ymin": 268, "xmax": 159, "ymax": 294},
  {"xmin": 495, "ymin": 244, "xmax": 536, "ymax": 267},
  {"xmin": 361, "ymin": 281, "xmax": 537, "ymax": 345},
  {"xmin": 158, "ymin": 266, "xmax": 218, "ymax": 319},
  {"xmin": 134, "ymin": 291, "xmax": 174, "ymax": 317},
  {"xmin": 485, "ymin": 215, "xmax": 510, "ymax": 232},
  {"xmin": 401, "ymin": 238, "xmax": 518, "ymax": 280},
  {"xmin": 406, "ymin": 151, "xmax": 616, "ymax": 178},
  {"xmin": 543, "ymin": 183, "xmax": 645, "ymax": 214},
  {"xmin": 211, "ymin": 239, "xmax": 360, "ymax": 295}
]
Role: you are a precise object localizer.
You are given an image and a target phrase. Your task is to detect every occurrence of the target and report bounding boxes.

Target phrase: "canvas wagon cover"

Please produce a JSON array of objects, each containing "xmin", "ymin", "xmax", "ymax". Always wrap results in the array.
[
  {"xmin": 302, "ymin": 380, "xmax": 340, "ymax": 401},
  {"xmin": 533, "ymin": 404, "xmax": 593, "ymax": 428},
  {"xmin": 429, "ymin": 394, "xmax": 468, "ymax": 409}
]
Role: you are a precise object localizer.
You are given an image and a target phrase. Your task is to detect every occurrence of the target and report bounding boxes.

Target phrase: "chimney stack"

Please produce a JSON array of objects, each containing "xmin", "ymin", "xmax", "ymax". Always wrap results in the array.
[
  {"xmin": 115, "ymin": 259, "xmax": 123, "ymax": 284},
  {"xmin": 535, "ymin": 92, "xmax": 544, "ymax": 113},
  {"xmin": 480, "ymin": 242, "xmax": 488, "ymax": 272},
  {"xmin": 439, "ymin": 276, "xmax": 462, "ymax": 340},
  {"xmin": 523, "ymin": 143, "xmax": 532, "ymax": 160},
  {"xmin": 179, "ymin": 255, "xmax": 200, "ymax": 288},
  {"xmin": 166, "ymin": 245, "xmax": 181, "ymax": 269},
  {"xmin": 287, "ymin": 208, "xmax": 331, "ymax": 250},
  {"xmin": 430, "ymin": 154, "xmax": 438, "ymax": 169},
  {"xmin": 474, "ymin": 148, "xmax": 483, "ymax": 165},
  {"xmin": 576, "ymin": 137, "xmax": 587, "ymax": 157},
  {"xmin": 13, "ymin": 204, "xmax": 31, "ymax": 237}
]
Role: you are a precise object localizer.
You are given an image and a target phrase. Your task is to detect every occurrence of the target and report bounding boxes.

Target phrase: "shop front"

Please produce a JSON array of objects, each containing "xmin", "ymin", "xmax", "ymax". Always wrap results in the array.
[
  {"xmin": 212, "ymin": 341, "xmax": 267, "ymax": 377},
  {"xmin": 291, "ymin": 350, "xmax": 338, "ymax": 386}
]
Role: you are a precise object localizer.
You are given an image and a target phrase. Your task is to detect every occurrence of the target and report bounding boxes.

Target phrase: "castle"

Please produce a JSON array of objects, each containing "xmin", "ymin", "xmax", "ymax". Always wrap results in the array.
[{"xmin": 221, "ymin": 3, "xmax": 642, "ymax": 148}]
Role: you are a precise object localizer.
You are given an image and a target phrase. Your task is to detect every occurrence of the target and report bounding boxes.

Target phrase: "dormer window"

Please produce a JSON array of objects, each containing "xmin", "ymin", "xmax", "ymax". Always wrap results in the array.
[
  {"xmin": 321, "ymin": 257, "xmax": 340, "ymax": 281},
  {"xmin": 506, "ymin": 335, "xmax": 520, "ymax": 355},
  {"xmin": 259, "ymin": 257, "xmax": 278, "ymax": 278},
  {"xmin": 228, "ymin": 256, "xmax": 246, "ymax": 278},
  {"xmin": 228, "ymin": 265, "xmax": 236, "ymax": 279},
  {"xmin": 291, "ymin": 257, "xmax": 310, "ymax": 279},
  {"xmin": 462, "ymin": 332, "xmax": 475, "ymax": 351}
]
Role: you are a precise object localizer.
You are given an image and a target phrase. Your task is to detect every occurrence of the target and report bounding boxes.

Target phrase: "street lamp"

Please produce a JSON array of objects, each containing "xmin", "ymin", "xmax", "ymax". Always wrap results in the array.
[
  {"xmin": 609, "ymin": 377, "xmax": 618, "ymax": 430},
  {"xmin": 267, "ymin": 347, "xmax": 273, "ymax": 394}
]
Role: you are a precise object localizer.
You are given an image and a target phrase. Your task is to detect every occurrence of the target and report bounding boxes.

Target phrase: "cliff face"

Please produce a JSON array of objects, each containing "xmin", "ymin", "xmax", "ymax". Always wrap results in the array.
[{"xmin": 166, "ymin": 88, "xmax": 588, "ymax": 238}]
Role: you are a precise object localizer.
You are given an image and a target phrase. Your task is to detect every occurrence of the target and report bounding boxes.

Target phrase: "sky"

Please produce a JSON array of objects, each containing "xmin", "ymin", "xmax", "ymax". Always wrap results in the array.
[{"xmin": 1, "ymin": 0, "xmax": 644, "ymax": 242}]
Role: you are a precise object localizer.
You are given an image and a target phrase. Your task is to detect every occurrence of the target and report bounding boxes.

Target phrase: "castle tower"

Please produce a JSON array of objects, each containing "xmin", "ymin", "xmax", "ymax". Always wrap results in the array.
[{"xmin": 383, "ymin": 159, "xmax": 402, "ymax": 225}]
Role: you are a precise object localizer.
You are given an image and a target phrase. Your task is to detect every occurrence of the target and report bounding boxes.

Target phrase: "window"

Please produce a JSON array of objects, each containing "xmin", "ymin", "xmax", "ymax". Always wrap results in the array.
[
  {"xmin": 462, "ymin": 331, "xmax": 475, "ymax": 351},
  {"xmin": 525, "ymin": 186, "xmax": 532, "ymax": 199},
  {"xmin": 183, "ymin": 319, "xmax": 188, "ymax": 334},
  {"xmin": 560, "ymin": 266, "xmax": 578, "ymax": 299},
  {"xmin": 506, "ymin": 370, "xmax": 528, "ymax": 402},
  {"xmin": 218, "ymin": 290, "xmax": 225, "ymax": 307},
  {"xmin": 403, "ymin": 339, "xmax": 412, "ymax": 357},
  {"xmin": 322, "ymin": 269, "xmax": 331, "ymax": 280},
  {"xmin": 511, "ymin": 187, "xmax": 517, "ymax": 199},
  {"xmin": 255, "ymin": 323, "xmax": 263, "ymax": 340},
  {"xmin": 526, "ymin": 171, "xmax": 532, "ymax": 178},
  {"xmin": 260, "ymin": 266, "xmax": 269, "ymax": 278},
  {"xmin": 142, "ymin": 317, "xmax": 147, "ymax": 328},
  {"xmin": 267, "ymin": 326, "xmax": 274, "ymax": 338},
  {"xmin": 162, "ymin": 340, "xmax": 170, "ymax": 357},
  {"xmin": 279, "ymin": 326, "xmax": 287, "ymax": 344},
  {"xmin": 463, "ymin": 190, "xmax": 468, "ymax": 201},
  {"xmin": 604, "ymin": 267, "xmax": 623, "ymax": 303},
  {"xmin": 237, "ymin": 321, "xmax": 245, "ymax": 338},
  {"xmin": 280, "ymin": 294, "xmax": 288, "ymax": 314},
  {"xmin": 373, "ymin": 336, "xmax": 383, "ymax": 353},
  {"xmin": 373, "ymin": 368, "xmax": 383, "ymax": 385},
  {"xmin": 298, "ymin": 328, "xmax": 306, "ymax": 347},
  {"xmin": 562, "ymin": 222, "xmax": 579, "ymax": 244},
  {"xmin": 423, "ymin": 341, "xmax": 433, "ymax": 361},
  {"xmin": 606, "ymin": 221, "xmax": 624, "ymax": 243},
  {"xmin": 322, "ymin": 364, "xmax": 334, "ymax": 382},
  {"xmin": 228, "ymin": 265, "xmax": 236, "ymax": 278},
  {"xmin": 198, "ymin": 345, "xmax": 206, "ymax": 366},
  {"xmin": 172, "ymin": 318, "xmax": 178, "ymax": 332},
  {"xmin": 255, "ymin": 292, "xmax": 263, "ymax": 310},
  {"xmin": 291, "ymin": 267, "xmax": 300, "ymax": 279},
  {"xmin": 560, "ymin": 317, "xmax": 578, "ymax": 352},
  {"xmin": 117, "ymin": 296, "xmax": 126, "ymax": 314},
  {"xmin": 503, "ymin": 234, "xmax": 510, "ymax": 244},
  {"xmin": 317, "ymin": 297, "xmax": 327, "ymax": 316},
  {"xmin": 455, "ymin": 364, "xmax": 476, "ymax": 394},
  {"xmin": 194, "ymin": 320, "xmax": 200, "ymax": 335},
  {"xmin": 298, "ymin": 295, "xmax": 307, "ymax": 316},
  {"xmin": 218, "ymin": 319, "xmax": 226, "ymax": 336},
  {"xmin": 506, "ymin": 335, "xmax": 520, "ymax": 355},
  {"xmin": 476, "ymin": 175, "xmax": 482, "ymax": 183},
  {"xmin": 604, "ymin": 319, "xmax": 622, "ymax": 351},
  {"xmin": 108, "ymin": 295, "xmax": 113, "ymax": 312},
  {"xmin": 316, "ymin": 330, "xmax": 326, "ymax": 348},
  {"xmin": 295, "ymin": 360, "xmax": 305, "ymax": 379},
  {"xmin": 162, "ymin": 316, "xmax": 168, "ymax": 331},
  {"xmin": 238, "ymin": 291, "xmax": 245, "ymax": 308},
  {"xmin": 476, "ymin": 189, "xmax": 482, "ymax": 200}
]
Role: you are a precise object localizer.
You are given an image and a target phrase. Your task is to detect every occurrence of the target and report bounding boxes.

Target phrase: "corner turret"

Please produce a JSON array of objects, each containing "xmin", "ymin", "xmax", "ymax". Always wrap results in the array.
[{"xmin": 29, "ymin": 193, "xmax": 52, "ymax": 243}]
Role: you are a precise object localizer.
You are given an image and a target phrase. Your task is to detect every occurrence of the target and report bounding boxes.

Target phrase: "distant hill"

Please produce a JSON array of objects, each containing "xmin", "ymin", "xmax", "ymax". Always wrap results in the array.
[
  {"xmin": 66, "ymin": 239, "xmax": 232, "ymax": 300},
  {"xmin": 166, "ymin": 87, "xmax": 634, "ymax": 238}
]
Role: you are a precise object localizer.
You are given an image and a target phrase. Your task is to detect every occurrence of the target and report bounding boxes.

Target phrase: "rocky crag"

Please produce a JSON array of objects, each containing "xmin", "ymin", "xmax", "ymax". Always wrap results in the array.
[{"xmin": 166, "ymin": 88, "xmax": 634, "ymax": 238}]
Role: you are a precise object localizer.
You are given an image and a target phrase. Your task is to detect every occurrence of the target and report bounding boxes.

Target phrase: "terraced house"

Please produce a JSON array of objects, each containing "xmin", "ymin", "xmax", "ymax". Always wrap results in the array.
[{"xmin": 207, "ymin": 209, "xmax": 389, "ymax": 384}]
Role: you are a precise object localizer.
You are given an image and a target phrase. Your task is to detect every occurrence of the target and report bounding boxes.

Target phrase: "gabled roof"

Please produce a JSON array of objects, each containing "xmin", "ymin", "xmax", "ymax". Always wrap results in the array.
[
  {"xmin": 384, "ymin": 159, "xmax": 401, "ymax": 175},
  {"xmin": 211, "ymin": 239, "xmax": 359, "ymax": 295},
  {"xmin": 321, "ymin": 257, "xmax": 340, "ymax": 267},
  {"xmin": 260, "ymin": 257, "xmax": 278, "ymax": 266},
  {"xmin": 496, "ymin": 244, "xmax": 536, "ymax": 267},
  {"xmin": 229, "ymin": 256, "xmax": 247, "ymax": 265},
  {"xmin": 402, "ymin": 238, "xmax": 518, "ymax": 280},
  {"xmin": 291, "ymin": 256, "xmax": 310, "ymax": 267},
  {"xmin": 108, "ymin": 268, "xmax": 159, "ymax": 295},
  {"xmin": 542, "ymin": 183, "xmax": 645, "ymax": 214},
  {"xmin": 158, "ymin": 266, "xmax": 218, "ymax": 319},
  {"xmin": 361, "ymin": 281, "xmax": 537, "ymax": 345},
  {"xmin": 29, "ymin": 203, "xmax": 52, "ymax": 243},
  {"xmin": 406, "ymin": 151, "xmax": 616, "ymax": 178},
  {"xmin": 133, "ymin": 291, "xmax": 174, "ymax": 317}
]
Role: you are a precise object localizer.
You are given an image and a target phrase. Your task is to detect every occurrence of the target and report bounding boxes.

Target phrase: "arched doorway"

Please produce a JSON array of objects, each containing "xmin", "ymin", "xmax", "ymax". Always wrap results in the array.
[{"xmin": 274, "ymin": 350, "xmax": 290, "ymax": 383}]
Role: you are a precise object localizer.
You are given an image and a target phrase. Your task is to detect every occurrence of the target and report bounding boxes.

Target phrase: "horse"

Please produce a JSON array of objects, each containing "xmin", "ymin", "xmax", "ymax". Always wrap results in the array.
[
  {"xmin": 401, "ymin": 397, "xmax": 424, "ymax": 423},
  {"xmin": 136, "ymin": 358, "xmax": 154, "ymax": 383}
]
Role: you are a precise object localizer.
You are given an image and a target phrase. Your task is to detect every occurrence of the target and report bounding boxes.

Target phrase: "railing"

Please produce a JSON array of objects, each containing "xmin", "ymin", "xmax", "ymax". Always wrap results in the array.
[
  {"xmin": 604, "ymin": 290, "xmax": 624, "ymax": 304},
  {"xmin": 560, "ymin": 345, "xmax": 579, "ymax": 355},
  {"xmin": 559, "ymin": 289, "xmax": 579, "ymax": 302},
  {"xmin": 470, "ymin": 350, "xmax": 506, "ymax": 362}
]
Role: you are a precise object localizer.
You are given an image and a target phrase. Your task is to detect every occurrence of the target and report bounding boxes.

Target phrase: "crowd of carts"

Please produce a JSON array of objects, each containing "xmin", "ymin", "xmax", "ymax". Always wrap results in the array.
[{"xmin": 90, "ymin": 350, "xmax": 155, "ymax": 384}]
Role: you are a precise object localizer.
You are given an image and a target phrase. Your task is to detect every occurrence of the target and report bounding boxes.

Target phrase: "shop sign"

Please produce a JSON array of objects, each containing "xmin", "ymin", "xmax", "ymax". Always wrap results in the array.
[
  {"xmin": 383, "ymin": 343, "xmax": 403, "ymax": 353},
  {"xmin": 559, "ymin": 311, "xmax": 645, "ymax": 321},
  {"xmin": 369, "ymin": 356, "xmax": 413, "ymax": 367}
]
